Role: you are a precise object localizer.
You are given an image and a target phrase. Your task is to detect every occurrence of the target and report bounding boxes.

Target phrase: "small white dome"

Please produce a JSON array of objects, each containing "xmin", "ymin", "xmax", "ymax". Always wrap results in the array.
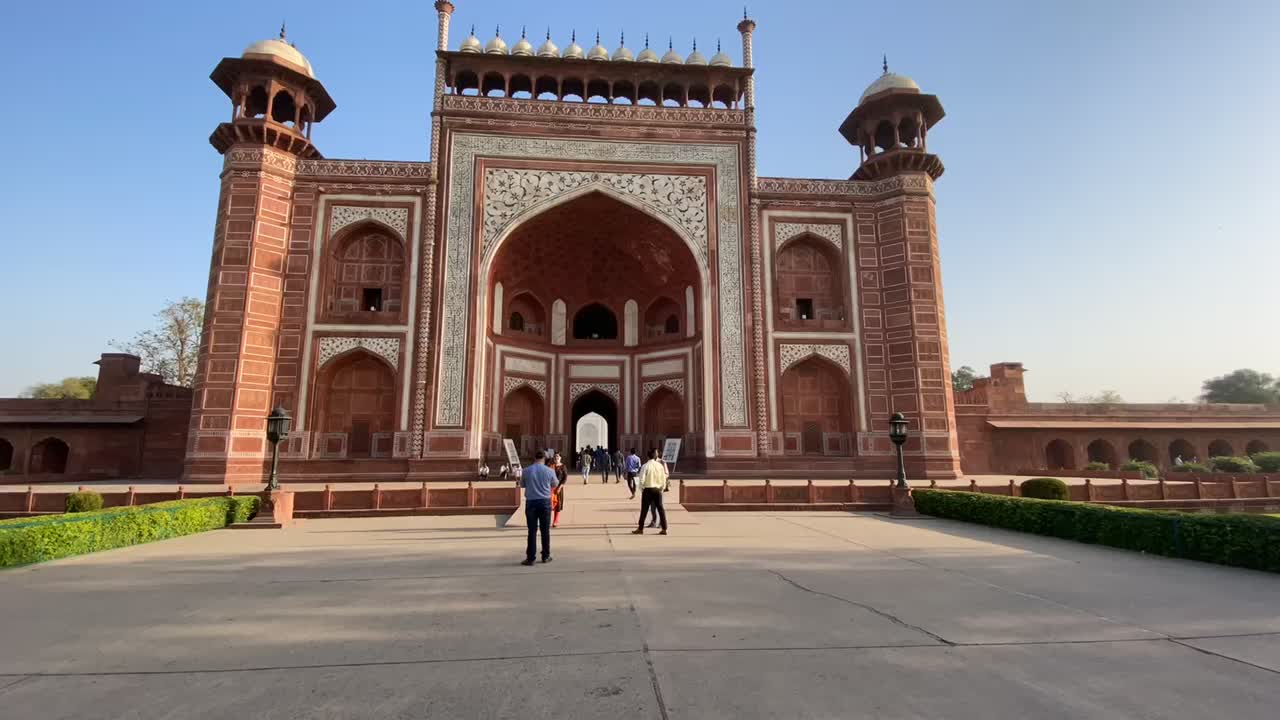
[
  {"xmin": 564, "ymin": 32, "xmax": 585, "ymax": 60},
  {"xmin": 511, "ymin": 29, "xmax": 534, "ymax": 57},
  {"xmin": 685, "ymin": 42, "xmax": 707, "ymax": 66},
  {"xmin": 459, "ymin": 26, "xmax": 482, "ymax": 54},
  {"xmin": 661, "ymin": 41, "xmax": 683, "ymax": 65},
  {"xmin": 859, "ymin": 71, "xmax": 920, "ymax": 104},
  {"xmin": 485, "ymin": 30, "xmax": 509, "ymax": 55},
  {"xmin": 637, "ymin": 45, "xmax": 659, "ymax": 63},
  {"xmin": 613, "ymin": 37, "xmax": 634, "ymax": 62},
  {"xmin": 588, "ymin": 32, "xmax": 609, "ymax": 61},
  {"xmin": 709, "ymin": 41, "xmax": 732, "ymax": 67},
  {"xmin": 537, "ymin": 31, "xmax": 560, "ymax": 58},
  {"xmin": 242, "ymin": 37, "xmax": 314, "ymax": 77}
]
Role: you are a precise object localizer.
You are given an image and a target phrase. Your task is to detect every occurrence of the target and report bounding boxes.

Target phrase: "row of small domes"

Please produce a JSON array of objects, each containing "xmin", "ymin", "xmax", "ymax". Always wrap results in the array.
[{"xmin": 460, "ymin": 27, "xmax": 734, "ymax": 67}]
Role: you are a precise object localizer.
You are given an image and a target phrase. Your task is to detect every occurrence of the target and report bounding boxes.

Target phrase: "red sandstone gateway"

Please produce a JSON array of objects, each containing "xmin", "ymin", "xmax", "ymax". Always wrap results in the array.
[{"xmin": 1, "ymin": 6, "xmax": 1275, "ymax": 486}]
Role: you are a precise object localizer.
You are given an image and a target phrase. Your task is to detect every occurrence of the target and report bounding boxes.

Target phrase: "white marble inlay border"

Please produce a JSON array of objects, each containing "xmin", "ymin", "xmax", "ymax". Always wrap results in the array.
[
  {"xmin": 329, "ymin": 205, "xmax": 410, "ymax": 240},
  {"xmin": 568, "ymin": 382, "xmax": 621, "ymax": 402},
  {"xmin": 641, "ymin": 379, "xmax": 685, "ymax": 402},
  {"xmin": 435, "ymin": 134, "xmax": 744, "ymax": 428},
  {"xmin": 502, "ymin": 376, "xmax": 547, "ymax": 399},
  {"xmin": 778, "ymin": 344, "xmax": 851, "ymax": 375},
  {"xmin": 774, "ymin": 222, "xmax": 843, "ymax": 251},
  {"xmin": 316, "ymin": 336, "xmax": 401, "ymax": 370}
]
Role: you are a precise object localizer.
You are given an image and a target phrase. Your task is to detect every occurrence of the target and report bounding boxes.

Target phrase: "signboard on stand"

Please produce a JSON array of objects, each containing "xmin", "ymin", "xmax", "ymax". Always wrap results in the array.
[
  {"xmin": 502, "ymin": 438, "xmax": 521, "ymax": 475},
  {"xmin": 661, "ymin": 438, "xmax": 682, "ymax": 474}
]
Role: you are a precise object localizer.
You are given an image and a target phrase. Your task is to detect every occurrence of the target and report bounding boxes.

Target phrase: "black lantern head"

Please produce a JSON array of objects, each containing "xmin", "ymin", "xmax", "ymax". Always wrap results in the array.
[
  {"xmin": 888, "ymin": 412, "xmax": 908, "ymax": 446},
  {"xmin": 266, "ymin": 406, "xmax": 292, "ymax": 445}
]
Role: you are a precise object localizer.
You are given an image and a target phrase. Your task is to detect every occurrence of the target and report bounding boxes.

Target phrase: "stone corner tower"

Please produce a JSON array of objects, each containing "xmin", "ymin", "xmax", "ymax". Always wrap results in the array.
[
  {"xmin": 185, "ymin": 28, "xmax": 336, "ymax": 482},
  {"xmin": 842, "ymin": 61, "xmax": 960, "ymax": 478}
]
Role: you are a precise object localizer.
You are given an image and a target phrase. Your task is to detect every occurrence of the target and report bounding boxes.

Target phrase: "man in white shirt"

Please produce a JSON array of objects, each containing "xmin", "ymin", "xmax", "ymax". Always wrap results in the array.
[{"xmin": 631, "ymin": 448, "xmax": 669, "ymax": 535}]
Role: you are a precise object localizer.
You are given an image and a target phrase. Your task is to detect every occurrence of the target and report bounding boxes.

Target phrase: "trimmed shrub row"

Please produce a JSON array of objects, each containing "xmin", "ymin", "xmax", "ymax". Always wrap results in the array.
[
  {"xmin": 0, "ymin": 496, "xmax": 259, "ymax": 568},
  {"xmin": 1120, "ymin": 460, "xmax": 1159, "ymax": 478},
  {"xmin": 913, "ymin": 489, "xmax": 1280, "ymax": 573},
  {"xmin": 1019, "ymin": 478, "xmax": 1069, "ymax": 501}
]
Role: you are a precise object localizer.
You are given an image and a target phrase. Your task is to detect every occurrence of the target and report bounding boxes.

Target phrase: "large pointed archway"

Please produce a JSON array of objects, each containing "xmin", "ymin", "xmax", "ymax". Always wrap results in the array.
[{"xmin": 570, "ymin": 390, "xmax": 618, "ymax": 458}]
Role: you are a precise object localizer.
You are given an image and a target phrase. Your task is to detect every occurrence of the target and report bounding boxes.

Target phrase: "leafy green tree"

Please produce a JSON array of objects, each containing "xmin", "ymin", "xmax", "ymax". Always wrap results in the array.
[
  {"xmin": 951, "ymin": 365, "xmax": 978, "ymax": 393},
  {"xmin": 1199, "ymin": 369, "xmax": 1280, "ymax": 405},
  {"xmin": 111, "ymin": 297, "xmax": 205, "ymax": 387},
  {"xmin": 21, "ymin": 376, "xmax": 97, "ymax": 399}
]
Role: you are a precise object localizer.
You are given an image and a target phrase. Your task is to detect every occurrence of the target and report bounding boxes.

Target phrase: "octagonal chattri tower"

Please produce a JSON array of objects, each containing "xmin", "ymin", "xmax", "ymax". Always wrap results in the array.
[
  {"xmin": 208, "ymin": 26, "xmax": 336, "ymax": 158},
  {"xmin": 839, "ymin": 59, "xmax": 944, "ymax": 181}
]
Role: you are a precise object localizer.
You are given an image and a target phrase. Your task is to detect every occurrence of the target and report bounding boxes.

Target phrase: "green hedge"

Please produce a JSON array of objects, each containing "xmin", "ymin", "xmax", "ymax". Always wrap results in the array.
[
  {"xmin": 1210, "ymin": 455, "xmax": 1259, "ymax": 474},
  {"xmin": 913, "ymin": 489, "xmax": 1280, "ymax": 573},
  {"xmin": 0, "ymin": 496, "xmax": 259, "ymax": 568},
  {"xmin": 1020, "ymin": 477, "xmax": 1069, "ymax": 501},
  {"xmin": 1253, "ymin": 452, "xmax": 1280, "ymax": 473},
  {"xmin": 66, "ymin": 491, "xmax": 104, "ymax": 513},
  {"xmin": 1120, "ymin": 460, "xmax": 1159, "ymax": 478}
]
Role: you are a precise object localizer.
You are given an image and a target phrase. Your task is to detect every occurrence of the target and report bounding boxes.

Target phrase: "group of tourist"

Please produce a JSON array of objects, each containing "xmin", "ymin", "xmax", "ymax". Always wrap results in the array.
[{"xmin": 517, "ymin": 446, "xmax": 669, "ymax": 566}]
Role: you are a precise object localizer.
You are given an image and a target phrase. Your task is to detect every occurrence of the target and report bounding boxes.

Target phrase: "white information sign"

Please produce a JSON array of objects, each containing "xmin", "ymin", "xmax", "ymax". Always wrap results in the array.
[
  {"xmin": 503, "ymin": 439, "xmax": 521, "ymax": 469},
  {"xmin": 661, "ymin": 438, "xmax": 682, "ymax": 472}
]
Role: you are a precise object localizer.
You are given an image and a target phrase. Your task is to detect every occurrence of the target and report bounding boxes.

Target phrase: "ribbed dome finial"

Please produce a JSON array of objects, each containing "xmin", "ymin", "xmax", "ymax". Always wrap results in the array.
[
  {"xmin": 883, "ymin": 54, "xmax": 889, "ymax": 74},
  {"xmin": 279, "ymin": 21, "xmax": 287, "ymax": 40}
]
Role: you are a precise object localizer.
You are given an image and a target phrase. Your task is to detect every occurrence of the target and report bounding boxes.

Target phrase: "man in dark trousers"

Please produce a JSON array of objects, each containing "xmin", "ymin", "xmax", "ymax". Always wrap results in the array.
[
  {"xmin": 520, "ymin": 451, "xmax": 559, "ymax": 565},
  {"xmin": 632, "ymin": 448, "xmax": 669, "ymax": 535},
  {"xmin": 624, "ymin": 448, "xmax": 642, "ymax": 499}
]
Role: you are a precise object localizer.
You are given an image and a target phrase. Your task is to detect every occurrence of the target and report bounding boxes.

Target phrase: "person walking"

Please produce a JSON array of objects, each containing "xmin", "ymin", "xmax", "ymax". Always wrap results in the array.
[
  {"xmin": 600, "ymin": 447, "xmax": 613, "ymax": 483},
  {"xmin": 612, "ymin": 448, "xmax": 625, "ymax": 484},
  {"xmin": 580, "ymin": 447, "xmax": 593, "ymax": 484},
  {"xmin": 519, "ymin": 451, "xmax": 559, "ymax": 565},
  {"xmin": 594, "ymin": 446, "xmax": 607, "ymax": 483},
  {"xmin": 632, "ymin": 448, "xmax": 669, "ymax": 535},
  {"xmin": 624, "ymin": 447, "xmax": 642, "ymax": 499},
  {"xmin": 551, "ymin": 453, "xmax": 569, "ymax": 528}
]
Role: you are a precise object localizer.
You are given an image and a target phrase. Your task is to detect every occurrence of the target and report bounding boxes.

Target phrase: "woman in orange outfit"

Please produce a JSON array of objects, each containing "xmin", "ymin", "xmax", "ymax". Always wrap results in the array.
[{"xmin": 551, "ymin": 452, "xmax": 569, "ymax": 527}]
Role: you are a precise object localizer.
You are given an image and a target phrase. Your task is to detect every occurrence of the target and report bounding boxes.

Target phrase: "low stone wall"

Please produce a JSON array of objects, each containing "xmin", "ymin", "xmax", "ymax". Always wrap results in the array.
[
  {"xmin": 952, "ymin": 477, "xmax": 1280, "ymax": 514},
  {"xmin": 0, "ymin": 483, "xmax": 520, "ymax": 520},
  {"xmin": 680, "ymin": 480, "xmax": 895, "ymax": 512},
  {"xmin": 1016, "ymin": 468, "xmax": 1147, "ymax": 480}
]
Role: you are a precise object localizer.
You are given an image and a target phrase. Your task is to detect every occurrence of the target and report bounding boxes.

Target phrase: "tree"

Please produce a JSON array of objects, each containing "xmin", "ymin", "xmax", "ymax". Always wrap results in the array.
[
  {"xmin": 1083, "ymin": 390, "xmax": 1124, "ymax": 405},
  {"xmin": 21, "ymin": 376, "xmax": 97, "ymax": 399},
  {"xmin": 1199, "ymin": 369, "xmax": 1280, "ymax": 405},
  {"xmin": 111, "ymin": 297, "xmax": 205, "ymax": 387},
  {"xmin": 1056, "ymin": 392, "xmax": 1075, "ymax": 404},
  {"xmin": 951, "ymin": 365, "xmax": 978, "ymax": 393}
]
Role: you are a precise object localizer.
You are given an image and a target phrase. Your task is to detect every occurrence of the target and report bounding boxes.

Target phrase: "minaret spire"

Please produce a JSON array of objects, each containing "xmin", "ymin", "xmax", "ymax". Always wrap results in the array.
[
  {"xmin": 883, "ymin": 54, "xmax": 889, "ymax": 74},
  {"xmin": 279, "ymin": 21, "xmax": 287, "ymax": 40}
]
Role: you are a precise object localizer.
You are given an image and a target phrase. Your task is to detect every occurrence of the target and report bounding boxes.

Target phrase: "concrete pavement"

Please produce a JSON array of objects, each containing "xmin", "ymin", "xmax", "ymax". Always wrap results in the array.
[{"xmin": 1, "ymin": 482, "xmax": 1278, "ymax": 719}]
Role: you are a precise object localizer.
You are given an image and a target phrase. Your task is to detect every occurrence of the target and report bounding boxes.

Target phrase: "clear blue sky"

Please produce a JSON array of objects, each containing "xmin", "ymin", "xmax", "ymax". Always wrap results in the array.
[{"xmin": 1, "ymin": 0, "xmax": 1276, "ymax": 401}]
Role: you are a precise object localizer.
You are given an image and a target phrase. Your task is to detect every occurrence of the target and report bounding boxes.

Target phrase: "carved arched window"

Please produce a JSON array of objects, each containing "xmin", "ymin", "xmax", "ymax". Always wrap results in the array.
[{"xmin": 323, "ymin": 226, "xmax": 406, "ymax": 324}]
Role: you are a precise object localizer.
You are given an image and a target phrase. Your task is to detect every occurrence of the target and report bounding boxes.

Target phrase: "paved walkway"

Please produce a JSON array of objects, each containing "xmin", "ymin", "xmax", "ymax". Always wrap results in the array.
[{"xmin": 1, "ymin": 484, "xmax": 1278, "ymax": 719}]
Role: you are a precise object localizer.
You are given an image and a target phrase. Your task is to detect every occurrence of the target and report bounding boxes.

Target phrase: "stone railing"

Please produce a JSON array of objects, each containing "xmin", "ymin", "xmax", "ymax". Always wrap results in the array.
[
  {"xmin": 0, "ymin": 483, "xmax": 520, "ymax": 520},
  {"xmin": 951, "ymin": 477, "xmax": 1280, "ymax": 514},
  {"xmin": 679, "ymin": 480, "xmax": 896, "ymax": 511}
]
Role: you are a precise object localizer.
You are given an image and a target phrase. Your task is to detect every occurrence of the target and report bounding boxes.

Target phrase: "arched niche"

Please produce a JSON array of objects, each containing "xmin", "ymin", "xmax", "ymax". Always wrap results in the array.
[
  {"xmin": 779, "ymin": 356, "xmax": 853, "ymax": 456},
  {"xmin": 776, "ymin": 235, "xmax": 845, "ymax": 325},
  {"xmin": 315, "ymin": 350, "xmax": 397, "ymax": 458},
  {"xmin": 322, "ymin": 223, "xmax": 407, "ymax": 324},
  {"xmin": 29, "ymin": 437, "xmax": 69, "ymax": 474},
  {"xmin": 1045, "ymin": 439, "xmax": 1076, "ymax": 470}
]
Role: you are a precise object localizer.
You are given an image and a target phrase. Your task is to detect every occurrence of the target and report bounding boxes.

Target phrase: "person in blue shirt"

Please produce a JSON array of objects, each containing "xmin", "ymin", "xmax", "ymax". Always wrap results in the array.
[
  {"xmin": 624, "ymin": 448, "xmax": 642, "ymax": 499},
  {"xmin": 519, "ymin": 451, "xmax": 559, "ymax": 566}
]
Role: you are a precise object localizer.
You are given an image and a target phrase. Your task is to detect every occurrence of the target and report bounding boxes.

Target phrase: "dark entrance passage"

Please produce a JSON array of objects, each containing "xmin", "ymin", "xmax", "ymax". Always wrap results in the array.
[{"xmin": 570, "ymin": 390, "xmax": 619, "ymax": 464}]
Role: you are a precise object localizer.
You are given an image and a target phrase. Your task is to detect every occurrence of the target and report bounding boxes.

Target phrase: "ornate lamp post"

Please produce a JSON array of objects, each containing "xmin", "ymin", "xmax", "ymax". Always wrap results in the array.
[
  {"xmin": 889, "ymin": 412, "xmax": 909, "ymax": 489},
  {"xmin": 265, "ymin": 407, "xmax": 292, "ymax": 491}
]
